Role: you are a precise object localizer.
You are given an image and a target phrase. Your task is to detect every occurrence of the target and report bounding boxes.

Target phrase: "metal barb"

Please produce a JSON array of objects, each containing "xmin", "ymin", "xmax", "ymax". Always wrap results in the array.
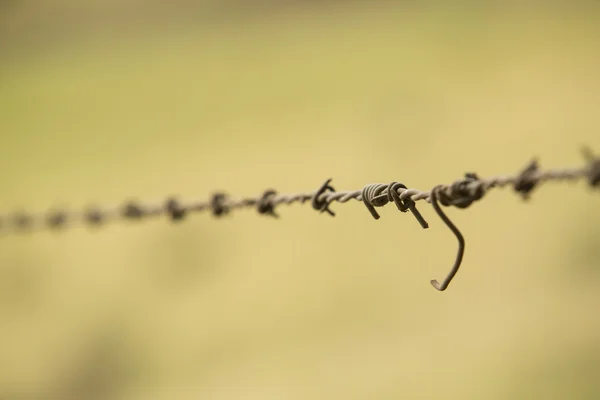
[
  {"xmin": 211, "ymin": 193, "xmax": 229, "ymax": 217},
  {"xmin": 387, "ymin": 182, "xmax": 429, "ymax": 229},
  {"xmin": 312, "ymin": 179, "xmax": 337, "ymax": 216},
  {"xmin": 582, "ymin": 146, "xmax": 600, "ymax": 187},
  {"xmin": 165, "ymin": 198, "xmax": 186, "ymax": 221},
  {"xmin": 513, "ymin": 159, "xmax": 540, "ymax": 200},
  {"xmin": 361, "ymin": 183, "xmax": 388, "ymax": 220},
  {"xmin": 257, "ymin": 190, "xmax": 279, "ymax": 218},
  {"xmin": 363, "ymin": 182, "xmax": 429, "ymax": 229},
  {"xmin": 429, "ymin": 185, "xmax": 466, "ymax": 292}
]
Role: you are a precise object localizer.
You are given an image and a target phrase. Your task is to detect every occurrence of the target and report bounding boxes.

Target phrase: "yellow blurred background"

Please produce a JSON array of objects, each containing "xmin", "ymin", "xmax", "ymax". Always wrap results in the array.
[{"xmin": 1, "ymin": 1, "xmax": 600, "ymax": 399}]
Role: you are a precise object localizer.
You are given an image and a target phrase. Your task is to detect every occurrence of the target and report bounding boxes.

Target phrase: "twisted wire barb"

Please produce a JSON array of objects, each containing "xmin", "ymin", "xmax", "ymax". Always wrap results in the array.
[{"xmin": 1, "ymin": 148, "xmax": 599, "ymax": 291}]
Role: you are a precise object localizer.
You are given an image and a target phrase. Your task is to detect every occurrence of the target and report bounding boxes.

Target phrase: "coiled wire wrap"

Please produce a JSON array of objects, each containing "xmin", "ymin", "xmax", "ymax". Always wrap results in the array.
[{"xmin": 361, "ymin": 182, "xmax": 429, "ymax": 229}]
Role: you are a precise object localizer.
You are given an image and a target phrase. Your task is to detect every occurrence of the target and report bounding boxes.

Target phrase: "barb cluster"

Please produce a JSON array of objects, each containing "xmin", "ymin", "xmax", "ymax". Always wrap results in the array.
[{"xmin": 1, "ymin": 148, "xmax": 599, "ymax": 291}]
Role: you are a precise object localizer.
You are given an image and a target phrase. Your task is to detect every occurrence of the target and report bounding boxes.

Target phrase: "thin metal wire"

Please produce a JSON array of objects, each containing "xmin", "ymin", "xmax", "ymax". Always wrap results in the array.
[
  {"xmin": 1, "ymin": 148, "xmax": 598, "ymax": 291},
  {"xmin": 429, "ymin": 185, "xmax": 466, "ymax": 292}
]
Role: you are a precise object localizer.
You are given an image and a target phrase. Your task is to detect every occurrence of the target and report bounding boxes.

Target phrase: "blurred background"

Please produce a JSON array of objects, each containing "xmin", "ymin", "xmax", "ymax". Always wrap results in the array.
[{"xmin": 1, "ymin": 1, "xmax": 600, "ymax": 399}]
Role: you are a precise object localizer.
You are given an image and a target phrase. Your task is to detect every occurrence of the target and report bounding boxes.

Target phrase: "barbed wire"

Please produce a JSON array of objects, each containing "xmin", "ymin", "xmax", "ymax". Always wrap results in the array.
[{"xmin": 1, "ymin": 148, "xmax": 599, "ymax": 291}]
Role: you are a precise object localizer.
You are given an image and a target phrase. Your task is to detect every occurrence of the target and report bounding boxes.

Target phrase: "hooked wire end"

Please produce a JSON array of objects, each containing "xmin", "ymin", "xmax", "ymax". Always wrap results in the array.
[{"xmin": 429, "ymin": 185, "xmax": 466, "ymax": 292}]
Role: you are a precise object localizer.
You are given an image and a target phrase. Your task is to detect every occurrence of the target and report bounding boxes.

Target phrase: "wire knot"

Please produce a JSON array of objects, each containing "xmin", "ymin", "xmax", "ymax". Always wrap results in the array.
[
  {"xmin": 257, "ymin": 190, "xmax": 279, "ymax": 218},
  {"xmin": 312, "ymin": 178, "xmax": 336, "ymax": 217},
  {"xmin": 437, "ymin": 173, "xmax": 484, "ymax": 209},
  {"xmin": 165, "ymin": 198, "xmax": 186, "ymax": 221},
  {"xmin": 513, "ymin": 159, "xmax": 539, "ymax": 199},
  {"xmin": 211, "ymin": 193, "xmax": 229, "ymax": 217}
]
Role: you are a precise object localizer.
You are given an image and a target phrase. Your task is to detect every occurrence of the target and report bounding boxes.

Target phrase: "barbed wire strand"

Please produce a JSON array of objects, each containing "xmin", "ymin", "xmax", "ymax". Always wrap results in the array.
[{"xmin": 1, "ymin": 148, "xmax": 599, "ymax": 291}]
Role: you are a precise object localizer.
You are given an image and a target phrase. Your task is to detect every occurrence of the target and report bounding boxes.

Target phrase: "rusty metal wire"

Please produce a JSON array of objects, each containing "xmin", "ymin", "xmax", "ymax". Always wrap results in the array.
[{"xmin": 1, "ymin": 148, "xmax": 599, "ymax": 291}]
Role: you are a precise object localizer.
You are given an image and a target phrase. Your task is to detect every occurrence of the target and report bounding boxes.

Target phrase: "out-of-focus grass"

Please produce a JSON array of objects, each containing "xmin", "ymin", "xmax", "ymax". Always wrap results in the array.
[{"xmin": 1, "ymin": 2, "xmax": 600, "ymax": 399}]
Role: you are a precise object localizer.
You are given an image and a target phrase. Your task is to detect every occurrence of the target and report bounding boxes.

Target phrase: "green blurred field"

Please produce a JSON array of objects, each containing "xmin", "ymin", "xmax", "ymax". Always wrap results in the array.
[{"xmin": 1, "ymin": 2, "xmax": 600, "ymax": 399}]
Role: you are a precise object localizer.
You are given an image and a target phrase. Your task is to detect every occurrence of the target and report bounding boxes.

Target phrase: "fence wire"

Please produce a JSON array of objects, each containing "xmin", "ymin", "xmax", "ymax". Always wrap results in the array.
[{"xmin": 1, "ymin": 148, "xmax": 599, "ymax": 291}]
